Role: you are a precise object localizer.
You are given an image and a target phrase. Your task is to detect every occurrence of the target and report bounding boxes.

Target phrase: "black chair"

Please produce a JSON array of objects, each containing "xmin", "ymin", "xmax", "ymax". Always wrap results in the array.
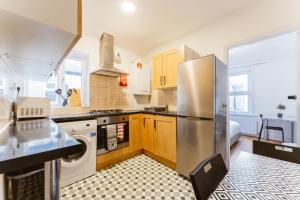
[
  {"xmin": 258, "ymin": 114, "xmax": 284, "ymax": 142},
  {"xmin": 253, "ymin": 140, "xmax": 300, "ymax": 164},
  {"xmin": 189, "ymin": 153, "xmax": 228, "ymax": 200}
]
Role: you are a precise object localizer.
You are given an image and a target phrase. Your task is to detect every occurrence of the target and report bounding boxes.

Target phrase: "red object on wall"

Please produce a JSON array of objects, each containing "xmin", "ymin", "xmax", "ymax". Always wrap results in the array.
[
  {"xmin": 119, "ymin": 75, "xmax": 128, "ymax": 87},
  {"xmin": 137, "ymin": 62, "xmax": 143, "ymax": 69}
]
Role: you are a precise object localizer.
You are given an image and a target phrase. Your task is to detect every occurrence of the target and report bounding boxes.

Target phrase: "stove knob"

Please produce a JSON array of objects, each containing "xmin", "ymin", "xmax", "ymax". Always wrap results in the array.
[{"xmin": 103, "ymin": 120, "xmax": 106, "ymax": 123}]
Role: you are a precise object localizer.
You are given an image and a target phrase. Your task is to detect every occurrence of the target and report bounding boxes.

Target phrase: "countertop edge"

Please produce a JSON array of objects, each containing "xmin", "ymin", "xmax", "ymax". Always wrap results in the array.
[{"xmin": 51, "ymin": 111, "xmax": 177, "ymax": 123}]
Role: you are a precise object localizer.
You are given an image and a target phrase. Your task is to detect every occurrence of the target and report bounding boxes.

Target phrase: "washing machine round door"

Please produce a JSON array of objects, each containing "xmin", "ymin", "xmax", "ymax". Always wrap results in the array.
[{"xmin": 61, "ymin": 134, "xmax": 91, "ymax": 168}]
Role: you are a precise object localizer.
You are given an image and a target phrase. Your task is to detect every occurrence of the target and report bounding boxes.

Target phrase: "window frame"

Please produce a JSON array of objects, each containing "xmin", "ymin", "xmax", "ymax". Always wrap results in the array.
[
  {"xmin": 229, "ymin": 70, "xmax": 253, "ymax": 114},
  {"xmin": 47, "ymin": 51, "xmax": 89, "ymax": 108}
]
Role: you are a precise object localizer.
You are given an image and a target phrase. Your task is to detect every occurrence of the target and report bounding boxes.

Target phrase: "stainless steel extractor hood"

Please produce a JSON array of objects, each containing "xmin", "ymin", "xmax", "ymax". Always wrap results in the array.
[{"xmin": 92, "ymin": 33, "xmax": 129, "ymax": 77}]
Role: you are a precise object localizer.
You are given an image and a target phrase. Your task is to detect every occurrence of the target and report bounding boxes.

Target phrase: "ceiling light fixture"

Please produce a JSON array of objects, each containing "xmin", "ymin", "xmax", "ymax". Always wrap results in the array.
[{"xmin": 121, "ymin": 1, "xmax": 135, "ymax": 13}]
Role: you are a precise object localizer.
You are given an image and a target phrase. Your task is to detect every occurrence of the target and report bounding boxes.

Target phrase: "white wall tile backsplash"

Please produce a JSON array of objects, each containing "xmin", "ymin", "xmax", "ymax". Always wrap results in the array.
[{"xmin": 157, "ymin": 89, "xmax": 177, "ymax": 111}]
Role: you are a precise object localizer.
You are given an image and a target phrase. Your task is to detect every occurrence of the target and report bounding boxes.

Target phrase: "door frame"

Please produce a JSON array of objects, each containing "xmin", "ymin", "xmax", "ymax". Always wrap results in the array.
[
  {"xmin": 296, "ymin": 32, "xmax": 300, "ymax": 146},
  {"xmin": 224, "ymin": 29, "xmax": 300, "ymax": 146}
]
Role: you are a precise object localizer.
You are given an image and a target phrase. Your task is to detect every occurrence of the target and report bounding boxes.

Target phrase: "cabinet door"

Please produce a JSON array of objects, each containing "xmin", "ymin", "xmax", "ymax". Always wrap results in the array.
[
  {"xmin": 142, "ymin": 114, "xmax": 155, "ymax": 153},
  {"xmin": 154, "ymin": 116, "xmax": 176, "ymax": 162},
  {"xmin": 152, "ymin": 54, "xmax": 163, "ymax": 89},
  {"xmin": 131, "ymin": 61, "xmax": 151, "ymax": 95},
  {"xmin": 129, "ymin": 114, "xmax": 142, "ymax": 152},
  {"xmin": 163, "ymin": 48, "xmax": 184, "ymax": 88}
]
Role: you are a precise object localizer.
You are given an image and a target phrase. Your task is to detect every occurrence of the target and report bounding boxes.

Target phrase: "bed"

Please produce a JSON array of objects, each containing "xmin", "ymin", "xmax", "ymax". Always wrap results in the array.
[{"xmin": 230, "ymin": 120, "xmax": 241, "ymax": 146}]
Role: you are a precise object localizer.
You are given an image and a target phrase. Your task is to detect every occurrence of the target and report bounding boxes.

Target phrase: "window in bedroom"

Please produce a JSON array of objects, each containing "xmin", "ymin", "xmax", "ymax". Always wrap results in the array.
[{"xmin": 229, "ymin": 73, "xmax": 251, "ymax": 113}]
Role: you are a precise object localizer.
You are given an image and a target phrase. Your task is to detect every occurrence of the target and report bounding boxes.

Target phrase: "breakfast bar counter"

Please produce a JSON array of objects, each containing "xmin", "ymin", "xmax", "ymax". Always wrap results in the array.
[{"xmin": 0, "ymin": 119, "xmax": 81, "ymax": 200}]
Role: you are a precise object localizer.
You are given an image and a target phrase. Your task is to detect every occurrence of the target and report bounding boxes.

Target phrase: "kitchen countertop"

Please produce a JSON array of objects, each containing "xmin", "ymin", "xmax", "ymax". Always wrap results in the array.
[
  {"xmin": 0, "ymin": 119, "xmax": 81, "ymax": 174},
  {"xmin": 51, "ymin": 110, "xmax": 177, "ymax": 123}
]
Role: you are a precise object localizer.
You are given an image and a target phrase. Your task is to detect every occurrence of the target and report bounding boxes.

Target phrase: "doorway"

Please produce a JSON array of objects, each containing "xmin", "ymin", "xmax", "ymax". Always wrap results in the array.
[{"xmin": 227, "ymin": 32, "xmax": 299, "ymax": 155}]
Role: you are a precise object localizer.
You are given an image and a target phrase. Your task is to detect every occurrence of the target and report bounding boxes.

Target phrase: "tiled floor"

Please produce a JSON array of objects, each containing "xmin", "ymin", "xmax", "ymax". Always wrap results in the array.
[
  {"xmin": 61, "ymin": 137, "xmax": 300, "ymax": 200},
  {"xmin": 61, "ymin": 154, "xmax": 196, "ymax": 200}
]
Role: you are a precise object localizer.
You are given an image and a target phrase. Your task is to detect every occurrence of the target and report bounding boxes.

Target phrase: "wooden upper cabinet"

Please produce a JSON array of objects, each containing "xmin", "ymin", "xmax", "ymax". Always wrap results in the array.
[
  {"xmin": 142, "ymin": 114, "xmax": 155, "ymax": 153},
  {"xmin": 129, "ymin": 114, "xmax": 142, "ymax": 152},
  {"xmin": 152, "ymin": 54, "xmax": 164, "ymax": 89},
  {"xmin": 163, "ymin": 48, "xmax": 184, "ymax": 88},
  {"xmin": 151, "ymin": 46, "xmax": 199, "ymax": 89},
  {"xmin": 154, "ymin": 116, "xmax": 176, "ymax": 162}
]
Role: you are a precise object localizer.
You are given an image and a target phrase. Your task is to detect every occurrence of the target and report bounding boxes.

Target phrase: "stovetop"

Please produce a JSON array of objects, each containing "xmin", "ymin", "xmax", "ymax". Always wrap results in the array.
[{"xmin": 88, "ymin": 109, "xmax": 123, "ymax": 115}]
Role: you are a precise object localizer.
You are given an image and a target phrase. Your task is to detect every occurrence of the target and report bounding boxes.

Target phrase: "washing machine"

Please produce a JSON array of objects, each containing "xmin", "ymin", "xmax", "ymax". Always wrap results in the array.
[{"xmin": 58, "ymin": 120, "xmax": 97, "ymax": 188}]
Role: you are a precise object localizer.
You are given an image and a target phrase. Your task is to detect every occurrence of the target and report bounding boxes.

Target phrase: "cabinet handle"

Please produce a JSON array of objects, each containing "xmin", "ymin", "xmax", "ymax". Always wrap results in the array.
[
  {"xmin": 143, "ymin": 118, "xmax": 145, "ymax": 127},
  {"xmin": 154, "ymin": 120, "xmax": 156, "ymax": 129},
  {"xmin": 164, "ymin": 76, "xmax": 166, "ymax": 85},
  {"xmin": 160, "ymin": 76, "xmax": 163, "ymax": 85}
]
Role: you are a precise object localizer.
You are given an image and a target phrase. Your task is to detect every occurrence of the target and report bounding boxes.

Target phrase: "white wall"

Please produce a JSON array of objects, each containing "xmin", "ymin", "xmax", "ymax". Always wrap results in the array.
[
  {"xmin": 143, "ymin": 0, "xmax": 300, "ymax": 62},
  {"xmin": 229, "ymin": 33, "xmax": 298, "ymax": 119},
  {"xmin": 141, "ymin": 0, "xmax": 300, "ymax": 107},
  {"xmin": 0, "ymin": 96, "xmax": 11, "ymax": 119},
  {"xmin": 253, "ymin": 58, "xmax": 297, "ymax": 118}
]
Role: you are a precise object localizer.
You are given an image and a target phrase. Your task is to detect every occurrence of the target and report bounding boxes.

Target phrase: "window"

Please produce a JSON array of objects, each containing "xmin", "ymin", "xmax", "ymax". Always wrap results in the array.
[
  {"xmin": 47, "ymin": 53, "xmax": 88, "ymax": 107},
  {"xmin": 229, "ymin": 73, "xmax": 251, "ymax": 113},
  {"xmin": 22, "ymin": 52, "xmax": 88, "ymax": 107},
  {"xmin": 0, "ymin": 78, "xmax": 7, "ymax": 96},
  {"xmin": 45, "ymin": 76, "xmax": 58, "ymax": 105},
  {"xmin": 63, "ymin": 58, "xmax": 83, "ymax": 92}
]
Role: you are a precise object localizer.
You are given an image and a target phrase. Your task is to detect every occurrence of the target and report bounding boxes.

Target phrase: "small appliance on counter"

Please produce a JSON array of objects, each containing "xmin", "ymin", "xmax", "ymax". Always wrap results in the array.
[
  {"xmin": 144, "ymin": 105, "xmax": 168, "ymax": 112},
  {"xmin": 16, "ymin": 97, "xmax": 50, "ymax": 119}
]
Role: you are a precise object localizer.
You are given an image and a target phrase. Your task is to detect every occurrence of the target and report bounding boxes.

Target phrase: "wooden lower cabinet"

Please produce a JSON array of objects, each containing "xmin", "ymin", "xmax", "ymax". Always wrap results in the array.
[
  {"xmin": 142, "ymin": 114, "xmax": 155, "ymax": 153},
  {"xmin": 96, "ymin": 147, "xmax": 141, "ymax": 170},
  {"xmin": 129, "ymin": 114, "xmax": 143, "ymax": 151},
  {"xmin": 154, "ymin": 115, "xmax": 176, "ymax": 162},
  {"xmin": 142, "ymin": 114, "xmax": 176, "ymax": 165},
  {"xmin": 97, "ymin": 114, "xmax": 176, "ymax": 170}
]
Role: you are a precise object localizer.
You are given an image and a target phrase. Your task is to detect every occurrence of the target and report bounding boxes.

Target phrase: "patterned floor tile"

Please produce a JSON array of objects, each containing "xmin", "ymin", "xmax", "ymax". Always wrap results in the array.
[
  {"xmin": 61, "ymin": 152, "xmax": 300, "ymax": 200},
  {"xmin": 61, "ymin": 154, "xmax": 196, "ymax": 200}
]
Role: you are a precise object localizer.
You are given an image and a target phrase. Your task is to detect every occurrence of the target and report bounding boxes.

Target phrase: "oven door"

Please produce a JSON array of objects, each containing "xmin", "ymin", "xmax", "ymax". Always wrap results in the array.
[
  {"xmin": 97, "ymin": 122, "xmax": 129, "ymax": 155},
  {"xmin": 97, "ymin": 125, "xmax": 107, "ymax": 150}
]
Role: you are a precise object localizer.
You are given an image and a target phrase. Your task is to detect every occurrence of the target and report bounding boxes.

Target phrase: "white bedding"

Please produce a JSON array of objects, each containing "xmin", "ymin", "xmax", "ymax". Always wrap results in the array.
[{"xmin": 230, "ymin": 120, "xmax": 241, "ymax": 136}]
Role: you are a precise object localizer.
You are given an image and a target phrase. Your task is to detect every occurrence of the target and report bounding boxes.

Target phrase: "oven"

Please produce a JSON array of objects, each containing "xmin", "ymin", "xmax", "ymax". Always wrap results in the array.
[{"xmin": 97, "ymin": 115, "xmax": 129, "ymax": 155}]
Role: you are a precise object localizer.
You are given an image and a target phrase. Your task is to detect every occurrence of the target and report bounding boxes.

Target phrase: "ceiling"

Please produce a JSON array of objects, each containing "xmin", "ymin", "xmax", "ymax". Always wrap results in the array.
[{"xmin": 83, "ymin": 0, "xmax": 259, "ymax": 54}]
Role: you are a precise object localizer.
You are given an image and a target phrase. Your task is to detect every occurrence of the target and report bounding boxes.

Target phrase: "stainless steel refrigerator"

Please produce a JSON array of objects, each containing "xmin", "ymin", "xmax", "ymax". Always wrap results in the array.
[{"xmin": 176, "ymin": 54, "xmax": 228, "ymax": 178}]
